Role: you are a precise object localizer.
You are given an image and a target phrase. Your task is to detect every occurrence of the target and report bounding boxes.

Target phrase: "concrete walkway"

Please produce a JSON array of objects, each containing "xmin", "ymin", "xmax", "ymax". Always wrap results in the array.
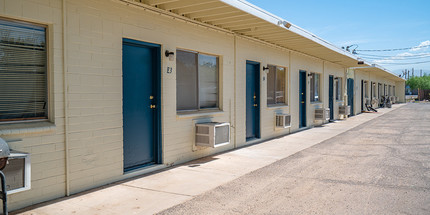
[{"xmin": 14, "ymin": 104, "xmax": 405, "ymax": 215}]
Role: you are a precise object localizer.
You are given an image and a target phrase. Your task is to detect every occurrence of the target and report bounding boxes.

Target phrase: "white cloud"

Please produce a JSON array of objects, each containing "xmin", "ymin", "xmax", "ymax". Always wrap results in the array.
[
  {"xmin": 410, "ymin": 40, "xmax": 430, "ymax": 51},
  {"xmin": 373, "ymin": 59, "xmax": 394, "ymax": 64},
  {"xmin": 397, "ymin": 52, "xmax": 414, "ymax": 57}
]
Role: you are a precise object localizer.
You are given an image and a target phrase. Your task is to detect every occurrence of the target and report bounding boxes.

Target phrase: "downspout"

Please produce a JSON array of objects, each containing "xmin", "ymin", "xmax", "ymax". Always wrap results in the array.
[
  {"xmin": 344, "ymin": 68, "xmax": 348, "ymax": 106},
  {"xmin": 288, "ymin": 50, "xmax": 291, "ymax": 133},
  {"xmin": 62, "ymin": 0, "xmax": 71, "ymax": 196},
  {"xmin": 233, "ymin": 35, "xmax": 237, "ymax": 148}
]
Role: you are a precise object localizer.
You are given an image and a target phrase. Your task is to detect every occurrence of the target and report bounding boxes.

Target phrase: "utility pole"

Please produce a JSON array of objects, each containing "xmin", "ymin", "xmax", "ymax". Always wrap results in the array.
[
  {"xmin": 420, "ymin": 69, "xmax": 422, "ymax": 77},
  {"xmin": 412, "ymin": 68, "xmax": 414, "ymax": 77}
]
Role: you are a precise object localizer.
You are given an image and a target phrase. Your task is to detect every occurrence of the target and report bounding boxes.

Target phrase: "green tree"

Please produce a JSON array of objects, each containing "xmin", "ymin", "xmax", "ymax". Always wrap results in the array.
[{"xmin": 406, "ymin": 75, "xmax": 430, "ymax": 100}]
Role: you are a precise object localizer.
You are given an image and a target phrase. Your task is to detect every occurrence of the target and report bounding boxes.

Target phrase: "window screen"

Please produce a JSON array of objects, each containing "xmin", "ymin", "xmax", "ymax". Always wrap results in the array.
[
  {"xmin": 0, "ymin": 19, "xmax": 47, "ymax": 122},
  {"xmin": 310, "ymin": 73, "xmax": 320, "ymax": 102},
  {"xmin": 176, "ymin": 50, "xmax": 198, "ymax": 110},
  {"xmin": 198, "ymin": 54, "xmax": 218, "ymax": 109},
  {"xmin": 176, "ymin": 50, "xmax": 219, "ymax": 111},
  {"xmin": 372, "ymin": 82, "xmax": 376, "ymax": 98},
  {"xmin": 364, "ymin": 81, "xmax": 369, "ymax": 98},
  {"xmin": 335, "ymin": 78, "xmax": 342, "ymax": 100},
  {"xmin": 378, "ymin": 83, "xmax": 382, "ymax": 98},
  {"xmin": 267, "ymin": 65, "xmax": 286, "ymax": 105}
]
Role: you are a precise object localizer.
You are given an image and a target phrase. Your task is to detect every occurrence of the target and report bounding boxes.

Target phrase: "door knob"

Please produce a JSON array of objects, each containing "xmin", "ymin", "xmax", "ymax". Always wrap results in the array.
[
  {"xmin": 301, "ymin": 101, "xmax": 304, "ymax": 104},
  {"xmin": 254, "ymin": 104, "xmax": 258, "ymax": 107},
  {"xmin": 150, "ymin": 105, "xmax": 156, "ymax": 109}
]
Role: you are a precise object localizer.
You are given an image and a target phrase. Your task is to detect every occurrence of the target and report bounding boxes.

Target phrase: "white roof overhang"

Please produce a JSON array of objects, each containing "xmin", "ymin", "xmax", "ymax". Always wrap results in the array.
[{"xmin": 121, "ymin": 0, "xmax": 404, "ymax": 80}]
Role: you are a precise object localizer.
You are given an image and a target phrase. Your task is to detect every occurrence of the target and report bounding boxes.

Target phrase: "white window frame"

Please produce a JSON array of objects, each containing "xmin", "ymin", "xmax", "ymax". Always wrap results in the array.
[
  {"xmin": 335, "ymin": 77, "xmax": 342, "ymax": 101},
  {"xmin": 176, "ymin": 49, "xmax": 220, "ymax": 112},
  {"xmin": 0, "ymin": 17, "xmax": 49, "ymax": 123},
  {"xmin": 267, "ymin": 65, "xmax": 288, "ymax": 106},
  {"xmin": 310, "ymin": 72, "xmax": 321, "ymax": 102}
]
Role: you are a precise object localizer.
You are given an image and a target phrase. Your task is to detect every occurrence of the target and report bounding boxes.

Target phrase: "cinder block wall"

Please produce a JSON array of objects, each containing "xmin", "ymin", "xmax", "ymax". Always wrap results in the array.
[
  {"xmin": 323, "ymin": 62, "xmax": 346, "ymax": 120},
  {"xmin": 0, "ymin": 0, "xmax": 405, "ymax": 211},
  {"xmin": 0, "ymin": 0, "xmax": 67, "ymax": 210},
  {"xmin": 235, "ymin": 37, "xmax": 291, "ymax": 147},
  {"xmin": 64, "ymin": 0, "xmax": 236, "ymax": 193}
]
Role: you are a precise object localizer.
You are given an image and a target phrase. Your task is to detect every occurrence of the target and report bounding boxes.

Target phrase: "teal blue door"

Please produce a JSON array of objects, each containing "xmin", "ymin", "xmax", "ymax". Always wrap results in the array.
[
  {"xmin": 329, "ymin": 75, "xmax": 334, "ymax": 120},
  {"xmin": 246, "ymin": 61, "xmax": 260, "ymax": 140},
  {"xmin": 361, "ymin": 80, "xmax": 364, "ymax": 111},
  {"xmin": 123, "ymin": 39, "xmax": 161, "ymax": 171},
  {"xmin": 299, "ymin": 71, "xmax": 307, "ymax": 128},
  {"xmin": 347, "ymin": 78, "xmax": 354, "ymax": 116}
]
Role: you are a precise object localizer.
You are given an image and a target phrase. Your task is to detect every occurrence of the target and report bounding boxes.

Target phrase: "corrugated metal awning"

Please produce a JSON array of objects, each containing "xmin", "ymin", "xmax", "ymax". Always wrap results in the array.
[{"xmin": 124, "ymin": 0, "xmax": 403, "ymax": 80}]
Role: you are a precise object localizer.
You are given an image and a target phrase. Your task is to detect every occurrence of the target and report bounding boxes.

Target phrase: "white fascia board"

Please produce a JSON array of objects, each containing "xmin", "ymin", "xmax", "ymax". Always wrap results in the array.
[
  {"xmin": 362, "ymin": 60, "xmax": 405, "ymax": 81},
  {"xmin": 220, "ymin": 0, "xmax": 359, "ymax": 61}
]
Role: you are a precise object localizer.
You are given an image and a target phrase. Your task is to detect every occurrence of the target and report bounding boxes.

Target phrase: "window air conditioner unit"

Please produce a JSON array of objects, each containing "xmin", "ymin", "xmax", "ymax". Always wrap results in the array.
[
  {"xmin": 315, "ymin": 108, "xmax": 330, "ymax": 121},
  {"xmin": 339, "ymin": 105, "xmax": 350, "ymax": 116},
  {"xmin": 390, "ymin": 96, "xmax": 396, "ymax": 103},
  {"xmin": 2, "ymin": 151, "xmax": 31, "ymax": 194},
  {"xmin": 195, "ymin": 122, "xmax": 230, "ymax": 148},
  {"xmin": 275, "ymin": 114, "xmax": 291, "ymax": 128}
]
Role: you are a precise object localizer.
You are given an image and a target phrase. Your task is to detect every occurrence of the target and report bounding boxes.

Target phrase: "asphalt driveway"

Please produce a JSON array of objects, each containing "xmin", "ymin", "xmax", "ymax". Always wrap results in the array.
[{"xmin": 159, "ymin": 103, "xmax": 430, "ymax": 215}]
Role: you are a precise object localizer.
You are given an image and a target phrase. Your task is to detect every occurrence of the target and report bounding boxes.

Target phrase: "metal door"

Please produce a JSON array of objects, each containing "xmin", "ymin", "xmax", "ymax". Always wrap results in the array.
[
  {"xmin": 347, "ymin": 78, "xmax": 354, "ymax": 116},
  {"xmin": 329, "ymin": 75, "xmax": 334, "ymax": 121},
  {"xmin": 246, "ymin": 61, "xmax": 260, "ymax": 140},
  {"xmin": 299, "ymin": 70, "xmax": 307, "ymax": 128},
  {"xmin": 361, "ymin": 80, "xmax": 364, "ymax": 111},
  {"xmin": 122, "ymin": 39, "xmax": 161, "ymax": 171}
]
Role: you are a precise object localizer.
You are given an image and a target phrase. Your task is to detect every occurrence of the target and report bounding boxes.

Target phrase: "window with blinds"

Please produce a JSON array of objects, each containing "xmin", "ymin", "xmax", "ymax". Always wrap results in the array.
[
  {"xmin": 176, "ymin": 49, "xmax": 219, "ymax": 112},
  {"xmin": 0, "ymin": 18, "xmax": 48, "ymax": 122},
  {"xmin": 267, "ymin": 65, "xmax": 287, "ymax": 106},
  {"xmin": 310, "ymin": 73, "xmax": 321, "ymax": 102}
]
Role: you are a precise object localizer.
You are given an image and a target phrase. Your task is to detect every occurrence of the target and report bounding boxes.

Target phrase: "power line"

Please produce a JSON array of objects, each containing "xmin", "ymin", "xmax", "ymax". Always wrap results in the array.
[
  {"xmin": 361, "ymin": 55, "xmax": 430, "ymax": 60},
  {"xmin": 377, "ymin": 60, "xmax": 430, "ymax": 65},
  {"xmin": 357, "ymin": 53, "xmax": 430, "ymax": 58},
  {"xmin": 356, "ymin": 44, "xmax": 430, "ymax": 52}
]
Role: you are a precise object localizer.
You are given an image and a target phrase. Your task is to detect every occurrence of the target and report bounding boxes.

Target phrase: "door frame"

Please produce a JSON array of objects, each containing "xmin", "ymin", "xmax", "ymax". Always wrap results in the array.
[
  {"xmin": 299, "ymin": 70, "xmax": 307, "ymax": 128},
  {"xmin": 122, "ymin": 38, "xmax": 162, "ymax": 170},
  {"xmin": 361, "ymin": 80, "xmax": 364, "ymax": 111},
  {"xmin": 347, "ymin": 78, "xmax": 354, "ymax": 116},
  {"xmin": 245, "ymin": 60, "xmax": 260, "ymax": 140},
  {"xmin": 329, "ymin": 75, "xmax": 334, "ymax": 121}
]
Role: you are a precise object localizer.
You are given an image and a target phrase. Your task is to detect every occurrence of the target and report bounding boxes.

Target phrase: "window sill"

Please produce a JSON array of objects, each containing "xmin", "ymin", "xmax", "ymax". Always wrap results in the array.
[
  {"xmin": 310, "ymin": 101, "xmax": 323, "ymax": 104},
  {"xmin": 267, "ymin": 104, "xmax": 289, "ymax": 109},
  {"xmin": 0, "ymin": 121, "xmax": 56, "ymax": 136},
  {"xmin": 177, "ymin": 109, "xmax": 224, "ymax": 119},
  {"xmin": 335, "ymin": 100, "xmax": 344, "ymax": 102}
]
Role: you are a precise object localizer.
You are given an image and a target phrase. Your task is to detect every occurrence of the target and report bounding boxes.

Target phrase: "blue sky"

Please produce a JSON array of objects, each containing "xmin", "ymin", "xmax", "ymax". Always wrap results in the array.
[{"xmin": 246, "ymin": 0, "xmax": 430, "ymax": 76}]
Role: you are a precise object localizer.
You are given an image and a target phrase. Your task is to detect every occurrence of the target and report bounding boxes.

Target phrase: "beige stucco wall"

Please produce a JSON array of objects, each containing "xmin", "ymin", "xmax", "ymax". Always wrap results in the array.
[
  {"xmin": 0, "ymin": 0, "xmax": 66, "ymax": 210},
  {"xmin": 0, "ymin": 0, "xmax": 406, "ymax": 211},
  {"xmin": 65, "ymin": 0, "xmax": 237, "ymax": 194},
  {"xmin": 235, "ymin": 37, "xmax": 291, "ymax": 147},
  {"xmin": 354, "ymin": 70, "xmax": 399, "ymax": 114},
  {"xmin": 323, "ymin": 62, "xmax": 347, "ymax": 120}
]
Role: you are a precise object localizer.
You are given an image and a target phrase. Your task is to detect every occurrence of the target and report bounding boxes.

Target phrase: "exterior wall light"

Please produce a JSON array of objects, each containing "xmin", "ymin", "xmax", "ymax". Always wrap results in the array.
[
  {"xmin": 263, "ymin": 66, "xmax": 269, "ymax": 71},
  {"xmin": 277, "ymin": 20, "xmax": 292, "ymax": 29},
  {"xmin": 165, "ymin": 50, "xmax": 174, "ymax": 61}
]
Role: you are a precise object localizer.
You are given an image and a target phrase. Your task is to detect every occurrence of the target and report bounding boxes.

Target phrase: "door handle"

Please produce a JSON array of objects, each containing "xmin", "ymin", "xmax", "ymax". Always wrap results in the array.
[
  {"xmin": 150, "ymin": 105, "xmax": 156, "ymax": 109},
  {"xmin": 301, "ymin": 101, "xmax": 304, "ymax": 104},
  {"xmin": 254, "ymin": 104, "xmax": 258, "ymax": 107}
]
